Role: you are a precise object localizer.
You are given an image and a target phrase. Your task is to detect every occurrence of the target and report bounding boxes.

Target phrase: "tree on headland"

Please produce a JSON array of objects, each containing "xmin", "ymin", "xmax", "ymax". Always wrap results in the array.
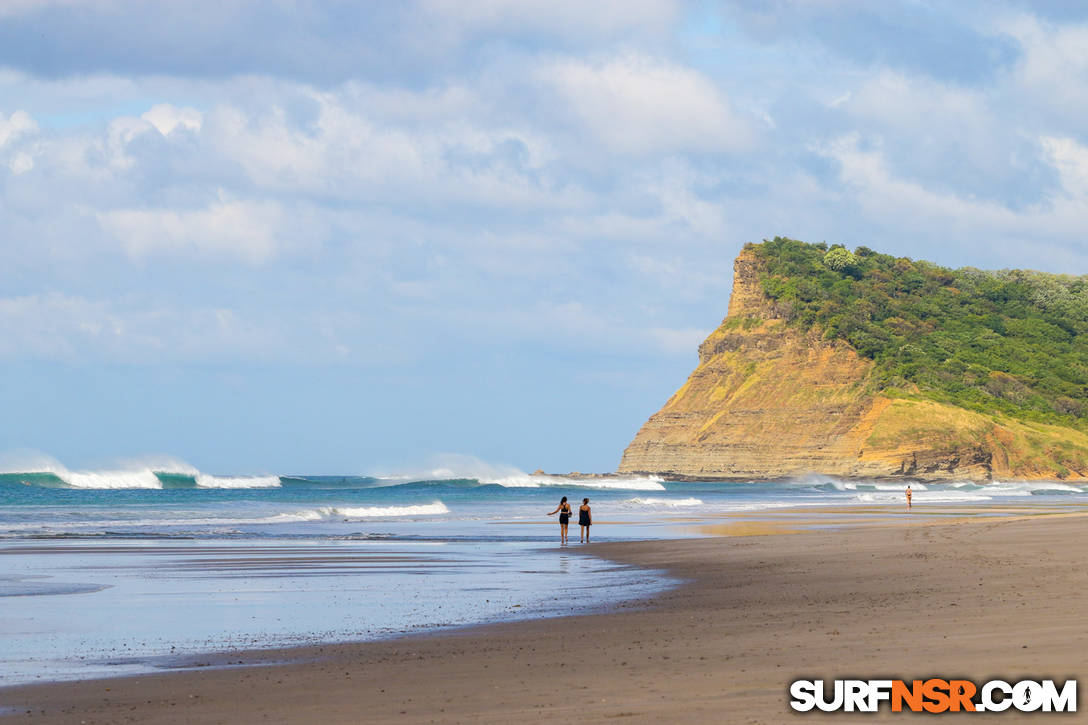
[{"xmin": 822, "ymin": 246, "xmax": 859, "ymax": 273}]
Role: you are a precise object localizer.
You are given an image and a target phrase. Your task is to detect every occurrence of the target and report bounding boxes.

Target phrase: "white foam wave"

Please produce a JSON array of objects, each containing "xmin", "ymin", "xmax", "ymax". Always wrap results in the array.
[
  {"xmin": 61, "ymin": 468, "xmax": 163, "ymax": 489},
  {"xmin": 0, "ymin": 453, "xmax": 164, "ymax": 489},
  {"xmin": 0, "ymin": 502, "xmax": 451, "ymax": 531},
  {"xmin": 195, "ymin": 474, "xmax": 282, "ymax": 489},
  {"xmin": 832, "ymin": 480, "xmax": 1087, "ymax": 498},
  {"xmin": 625, "ymin": 497, "xmax": 703, "ymax": 507},
  {"xmin": 985, "ymin": 481, "xmax": 1088, "ymax": 496},
  {"xmin": 874, "ymin": 482, "xmax": 928, "ymax": 491},
  {"xmin": 0, "ymin": 451, "xmax": 285, "ymax": 490},
  {"xmin": 319, "ymin": 502, "xmax": 450, "ymax": 518},
  {"xmin": 851, "ymin": 481, "xmax": 1088, "ymax": 501},
  {"xmin": 264, "ymin": 510, "xmax": 324, "ymax": 522},
  {"xmin": 819, "ymin": 480, "xmax": 857, "ymax": 491}
]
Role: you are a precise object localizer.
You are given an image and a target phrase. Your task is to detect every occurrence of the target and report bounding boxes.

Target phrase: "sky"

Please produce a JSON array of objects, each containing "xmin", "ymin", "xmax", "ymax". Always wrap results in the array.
[{"xmin": 3, "ymin": 0, "xmax": 1088, "ymax": 475}]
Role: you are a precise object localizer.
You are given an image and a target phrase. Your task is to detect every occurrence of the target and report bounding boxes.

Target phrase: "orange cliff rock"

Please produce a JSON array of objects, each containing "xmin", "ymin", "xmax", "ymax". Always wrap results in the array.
[{"xmin": 618, "ymin": 247, "xmax": 1088, "ymax": 482}]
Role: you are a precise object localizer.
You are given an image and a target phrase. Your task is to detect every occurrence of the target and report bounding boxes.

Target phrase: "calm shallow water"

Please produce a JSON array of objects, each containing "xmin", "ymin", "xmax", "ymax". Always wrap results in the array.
[{"xmin": 0, "ymin": 537, "xmax": 671, "ymax": 685}]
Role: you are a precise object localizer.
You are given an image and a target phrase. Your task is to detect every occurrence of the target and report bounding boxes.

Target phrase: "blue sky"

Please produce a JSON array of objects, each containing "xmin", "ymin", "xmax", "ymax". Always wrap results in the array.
[{"xmin": 3, "ymin": 1, "xmax": 1088, "ymax": 475}]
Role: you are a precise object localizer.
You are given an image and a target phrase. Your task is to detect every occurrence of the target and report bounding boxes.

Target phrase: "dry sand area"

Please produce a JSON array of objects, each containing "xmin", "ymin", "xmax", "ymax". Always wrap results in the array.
[{"xmin": 3, "ymin": 505, "xmax": 1086, "ymax": 724}]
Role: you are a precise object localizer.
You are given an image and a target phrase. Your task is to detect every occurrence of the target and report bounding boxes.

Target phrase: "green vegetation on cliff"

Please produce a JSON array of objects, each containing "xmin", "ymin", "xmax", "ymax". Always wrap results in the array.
[{"xmin": 748, "ymin": 237, "xmax": 1088, "ymax": 429}]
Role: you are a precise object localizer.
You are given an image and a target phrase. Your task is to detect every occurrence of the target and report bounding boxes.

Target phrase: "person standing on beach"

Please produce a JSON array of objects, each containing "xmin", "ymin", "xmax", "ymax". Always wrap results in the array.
[
  {"xmin": 906, "ymin": 485, "xmax": 912, "ymax": 509},
  {"xmin": 548, "ymin": 497, "xmax": 572, "ymax": 544},
  {"xmin": 579, "ymin": 498, "xmax": 592, "ymax": 543}
]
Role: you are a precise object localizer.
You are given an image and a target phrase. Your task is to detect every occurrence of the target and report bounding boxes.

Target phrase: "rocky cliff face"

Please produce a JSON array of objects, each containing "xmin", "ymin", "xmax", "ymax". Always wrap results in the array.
[{"xmin": 619, "ymin": 248, "xmax": 1088, "ymax": 482}]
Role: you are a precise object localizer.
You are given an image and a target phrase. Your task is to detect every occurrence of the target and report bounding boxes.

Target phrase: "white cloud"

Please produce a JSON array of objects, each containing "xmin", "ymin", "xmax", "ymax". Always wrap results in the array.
[
  {"xmin": 0, "ymin": 293, "xmax": 179, "ymax": 361},
  {"xmin": 141, "ymin": 103, "xmax": 203, "ymax": 135},
  {"xmin": 1000, "ymin": 15, "xmax": 1088, "ymax": 109},
  {"xmin": 201, "ymin": 92, "xmax": 583, "ymax": 209},
  {"xmin": 1041, "ymin": 136, "xmax": 1088, "ymax": 199},
  {"xmin": 645, "ymin": 161, "xmax": 729, "ymax": 239},
  {"xmin": 542, "ymin": 54, "xmax": 754, "ymax": 155},
  {"xmin": 817, "ymin": 133, "xmax": 1011, "ymax": 224},
  {"xmin": 99, "ymin": 115, "xmax": 157, "ymax": 171},
  {"xmin": 837, "ymin": 71, "xmax": 986, "ymax": 130},
  {"xmin": 8, "ymin": 152, "xmax": 33, "ymax": 174},
  {"xmin": 0, "ymin": 110, "xmax": 37, "ymax": 148},
  {"xmin": 0, "ymin": 111, "xmax": 39, "ymax": 178},
  {"xmin": 98, "ymin": 199, "xmax": 285, "ymax": 263}
]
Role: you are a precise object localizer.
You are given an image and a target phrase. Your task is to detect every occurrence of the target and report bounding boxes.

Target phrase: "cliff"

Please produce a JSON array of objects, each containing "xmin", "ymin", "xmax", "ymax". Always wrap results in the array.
[{"xmin": 619, "ymin": 240, "xmax": 1088, "ymax": 482}]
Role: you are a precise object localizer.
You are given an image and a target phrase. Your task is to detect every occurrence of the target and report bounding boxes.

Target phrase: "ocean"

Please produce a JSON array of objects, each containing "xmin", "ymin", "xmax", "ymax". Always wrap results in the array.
[{"xmin": 3, "ymin": 463, "xmax": 1087, "ymax": 685}]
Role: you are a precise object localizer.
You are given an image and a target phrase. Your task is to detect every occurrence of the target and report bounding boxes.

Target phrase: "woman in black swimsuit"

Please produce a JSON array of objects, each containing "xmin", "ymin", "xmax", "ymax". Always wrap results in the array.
[
  {"xmin": 578, "ymin": 497, "xmax": 591, "ymax": 543},
  {"xmin": 548, "ymin": 496, "xmax": 572, "ymax": 544}
]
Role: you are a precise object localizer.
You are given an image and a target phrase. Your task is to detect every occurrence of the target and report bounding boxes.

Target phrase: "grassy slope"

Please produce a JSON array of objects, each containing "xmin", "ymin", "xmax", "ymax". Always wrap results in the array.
[{"xmin": 861, "ymin": 398, "xmax": 1088, "ymax": 478}]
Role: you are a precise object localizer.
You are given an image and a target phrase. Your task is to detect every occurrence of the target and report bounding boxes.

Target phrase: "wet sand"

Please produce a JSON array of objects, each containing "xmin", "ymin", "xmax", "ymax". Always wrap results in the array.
[{"xmin": 3, "ymin": 508, "xmax": 1086, "ymax": 723}]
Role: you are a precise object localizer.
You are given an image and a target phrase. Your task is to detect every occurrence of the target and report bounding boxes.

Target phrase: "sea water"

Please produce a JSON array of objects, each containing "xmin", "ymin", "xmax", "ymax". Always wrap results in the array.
[{"xmin": 2, "ymin": 466, "xmax": 1087, "ymax": 685}]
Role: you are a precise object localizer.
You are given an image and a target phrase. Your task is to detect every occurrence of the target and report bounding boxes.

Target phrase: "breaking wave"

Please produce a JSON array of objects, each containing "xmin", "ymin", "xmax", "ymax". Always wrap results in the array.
[
  {"xmin": 815, "ymin": 479, "xmax": 929, "ymax": 492},
  {"xmin": 624, "ymin": 497, "xmax": 703, "ymax": 507},
  {"xmin": 194, "ymin": 474, "xmax": 283, "ymax": 489},
  {"xmin": 61, "ymin": 469, "xmax": 163, "ymax": 489},
  {"xmin": 0, "ymin": 457, "xmax": 283, "ymax": 490}
]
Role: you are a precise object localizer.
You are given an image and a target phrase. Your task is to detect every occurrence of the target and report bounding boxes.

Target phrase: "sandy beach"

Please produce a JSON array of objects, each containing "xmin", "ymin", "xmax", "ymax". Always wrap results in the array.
[{"xmin": 2, "ymin": 508, "xmax": 1086, "ymax": 724}]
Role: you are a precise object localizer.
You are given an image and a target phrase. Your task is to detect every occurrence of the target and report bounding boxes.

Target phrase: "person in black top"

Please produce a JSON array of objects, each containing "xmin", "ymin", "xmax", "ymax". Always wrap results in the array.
[
  {"xmin": 578, "ymin": 498, "xmax": 592, "ymax": 543},
  {"xmin": 548, "ymin": 496, "xmax": 572, "ymax": 544}
]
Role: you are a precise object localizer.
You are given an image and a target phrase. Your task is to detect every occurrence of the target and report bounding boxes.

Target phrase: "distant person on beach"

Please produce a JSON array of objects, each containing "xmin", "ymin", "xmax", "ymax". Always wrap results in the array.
[
  {"xmin": 906, "ymin": 485, "xmax": 912, "ymax": 509},
  {"xmin": 579, "ymin": 498, "xmax": 592, "ymax": 543},
  {"xmin": 548, "ymin": 496, "xmax": 572, "ymax": 544}
]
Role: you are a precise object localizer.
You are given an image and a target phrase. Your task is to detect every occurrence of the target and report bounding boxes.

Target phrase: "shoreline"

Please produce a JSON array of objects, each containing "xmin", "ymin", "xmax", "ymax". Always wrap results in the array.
[
  {"xmin": 3, "ymin": 506, "xmax": 1087, "ymax": 723},
  {"xmin": 547, "ymin": 469, "xmax": 1088, "ymax": 484}
]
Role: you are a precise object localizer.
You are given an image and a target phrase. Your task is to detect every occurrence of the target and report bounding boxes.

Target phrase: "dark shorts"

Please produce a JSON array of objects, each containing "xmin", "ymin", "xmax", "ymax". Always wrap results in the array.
[{"xmin": 559, "ymin": 514, "xmax": 569, "ymax": 524}]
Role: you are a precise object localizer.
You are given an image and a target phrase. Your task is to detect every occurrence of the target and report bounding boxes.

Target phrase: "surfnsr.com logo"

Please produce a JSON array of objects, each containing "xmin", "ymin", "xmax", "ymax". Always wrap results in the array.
[{"xmin": 789, "ymin": 679, "xmax": 1077, "ymax": 713}]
